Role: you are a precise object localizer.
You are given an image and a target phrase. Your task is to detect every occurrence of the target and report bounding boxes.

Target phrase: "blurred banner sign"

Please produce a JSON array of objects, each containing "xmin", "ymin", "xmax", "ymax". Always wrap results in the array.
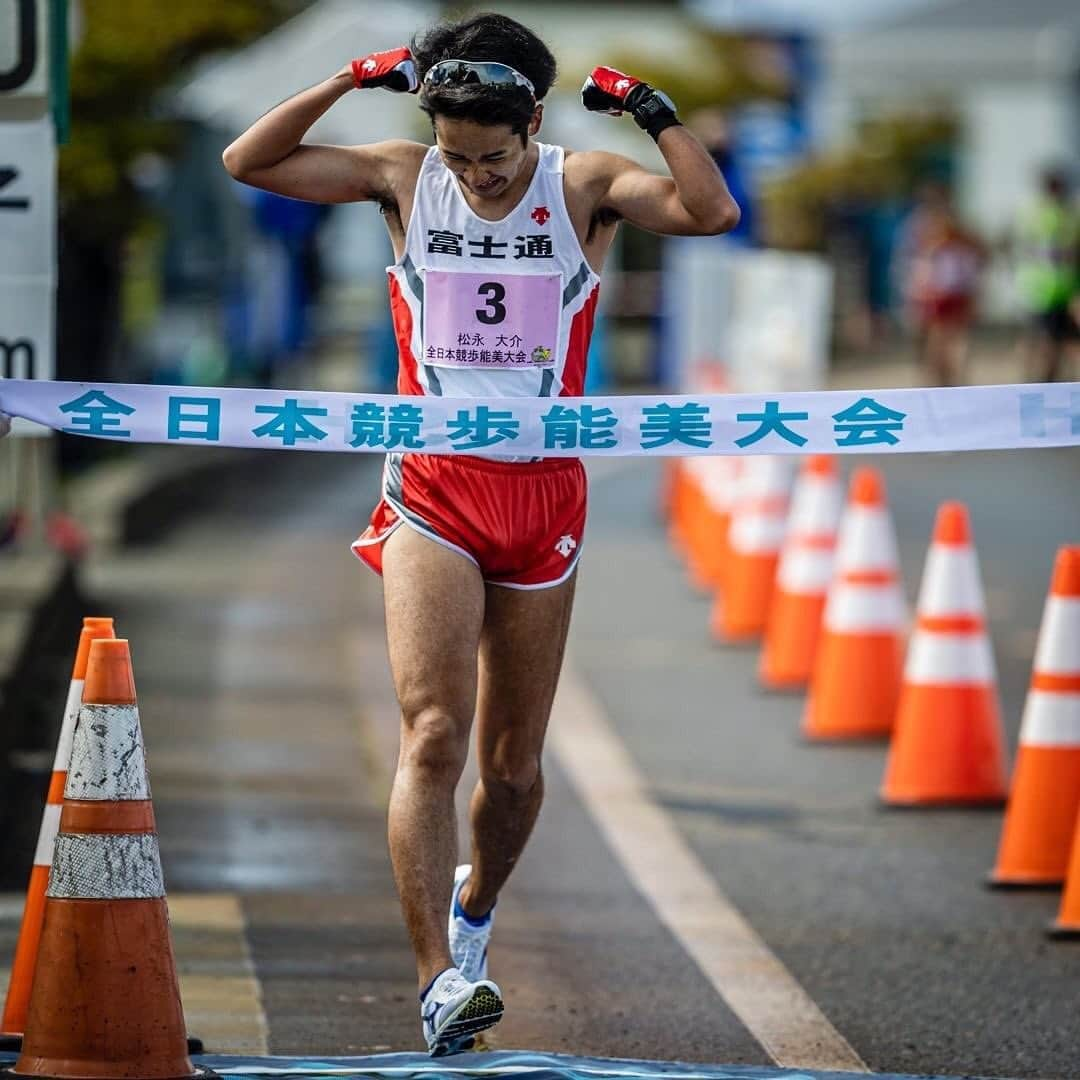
[
  {"xmin": 0, "ymin": 116, "xmax": 56, "ymax": 434},
  {"xmin": 0, "ymin": 0, "xmax": 47, "ymax": 98}
]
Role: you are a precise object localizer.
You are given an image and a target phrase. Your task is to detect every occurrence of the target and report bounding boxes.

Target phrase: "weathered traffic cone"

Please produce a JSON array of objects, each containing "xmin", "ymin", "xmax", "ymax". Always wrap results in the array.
[
  {"xmin": 802, "ymin": 467, "xmax": 907, "ymax": 740},
  {"xmin": 11, "ymin": 638, "xmax": 214, "ymax": 1080},
  {"xmin": 710, "ymin": 456, "xmax": 793, "ymax": 643},
  {"xmin": 0, "ymin": 619, "xmax": 116, "ymax": 1050},
  {"xmin": 758, "ymin": 457, "xmax": 842, "ymax": 690},
  {"xmin": 1047, "ymin": 809, "xmax": 1080, "ymax": 937},
  {"xmin": 989, "ymin": 546, "xmax": 1080, "ymax": 887},
  {"xmin": 881, "ymin": 503, "xmax": 1008, "ymax": 805}
]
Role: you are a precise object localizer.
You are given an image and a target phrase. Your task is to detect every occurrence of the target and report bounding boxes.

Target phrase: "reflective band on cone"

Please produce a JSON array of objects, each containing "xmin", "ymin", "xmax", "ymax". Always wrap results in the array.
[
  {"xmin": 0, "ymin": 619, "xmax": 115, "ymax": 1046},
  {"xmin": 990, "ymin": 546, "xmax": 1080, "ymax": 887},
  {"xmin": 802, "ymin": 467, "xmax": 907, "ymax": 740},
  {"xmin": 11, "ymin": 638, "xmax": 214, "ymax": 1080},
  {"xmin": 759, "ymin": 456, "xmax": 842, "ymax": 690},
  {"xmin": 710, "ymin": 456, "xmax": 793, "ymax": 643},
  {"xmin": 881, "ymin": 503, "xmax": 1008, "ymax": 805}
]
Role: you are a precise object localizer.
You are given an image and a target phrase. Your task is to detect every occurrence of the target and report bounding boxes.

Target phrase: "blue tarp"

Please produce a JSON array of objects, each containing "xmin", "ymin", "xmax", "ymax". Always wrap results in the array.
[{"xmin": 185, "ymin": 1050, "xmax": 988, "ymax": 1080}]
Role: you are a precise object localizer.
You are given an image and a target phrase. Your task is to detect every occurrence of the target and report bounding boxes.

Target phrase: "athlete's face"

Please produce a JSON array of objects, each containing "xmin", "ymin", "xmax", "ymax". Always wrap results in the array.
[{"xmin": 433, "ymin": 112, "xmax": 541, "ymax": 199}]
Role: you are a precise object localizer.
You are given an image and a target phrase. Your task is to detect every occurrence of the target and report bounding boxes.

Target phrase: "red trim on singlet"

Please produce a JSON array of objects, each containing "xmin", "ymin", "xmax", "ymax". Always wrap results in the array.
[
  {"xmin": 559, "ymin": 284, "xmax": 600, "ymax": 397},
  {"xmin": 387, "ymin": 274, "xmax": 422, "ymax": 396}
]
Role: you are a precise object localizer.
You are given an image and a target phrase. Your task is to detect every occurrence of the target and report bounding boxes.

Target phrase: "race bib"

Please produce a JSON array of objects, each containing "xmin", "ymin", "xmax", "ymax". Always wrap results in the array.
[{"xmin": 423, "ymin": 270, "xmax": 561, "ymax": 369}]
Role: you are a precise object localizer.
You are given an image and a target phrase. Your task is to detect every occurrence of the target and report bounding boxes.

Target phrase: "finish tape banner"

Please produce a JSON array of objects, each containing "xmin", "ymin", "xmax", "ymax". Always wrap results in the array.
[{"xmin": 1, "ymin": 379, "xmax": 1078, "ymax": 457}]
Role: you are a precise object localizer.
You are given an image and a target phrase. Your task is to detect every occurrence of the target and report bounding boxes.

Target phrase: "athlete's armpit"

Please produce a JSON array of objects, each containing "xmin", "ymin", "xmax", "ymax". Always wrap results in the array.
[
  {"xmin": 225, "ymin": 139, "xmax": 426, "ymax": 207},
  {"xmin": 584, "ymin": 150, "xmax": 738, "ymax": 238}
]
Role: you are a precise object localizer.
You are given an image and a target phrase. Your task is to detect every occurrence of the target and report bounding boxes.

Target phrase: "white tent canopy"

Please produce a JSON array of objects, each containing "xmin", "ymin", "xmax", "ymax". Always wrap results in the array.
[
  {"xmin": 174, "ymin": 0, "xmax": 437, "ymax": 144},
  {"xmin": 174, "ymin": 0, "xmax": 664, "ymax": 162}
]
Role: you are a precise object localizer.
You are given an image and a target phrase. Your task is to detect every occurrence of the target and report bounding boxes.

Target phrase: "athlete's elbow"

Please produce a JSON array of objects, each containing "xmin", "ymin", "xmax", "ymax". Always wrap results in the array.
[{"xmin": 699, "ymin": 195, "xmax": 741, "ymax": 236}]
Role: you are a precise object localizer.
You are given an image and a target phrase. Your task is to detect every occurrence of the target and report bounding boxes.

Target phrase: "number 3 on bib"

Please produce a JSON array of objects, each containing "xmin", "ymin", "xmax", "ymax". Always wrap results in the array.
[{"xmin": 424, "ymin": 270, "xmax": 561, "ymax": 369}]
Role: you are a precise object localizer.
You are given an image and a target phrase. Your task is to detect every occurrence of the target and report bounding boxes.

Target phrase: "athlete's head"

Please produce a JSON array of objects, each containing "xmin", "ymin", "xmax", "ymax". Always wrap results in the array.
[{"xmin": 412, "ymin": 13, "xmax": 556, "ymax": 198}]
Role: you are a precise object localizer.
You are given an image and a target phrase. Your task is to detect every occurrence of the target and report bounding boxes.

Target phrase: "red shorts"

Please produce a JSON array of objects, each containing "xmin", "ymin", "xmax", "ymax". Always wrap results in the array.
[{"xmin": 352, "ymin": 453, "xmax": 587, "ymax": 589}]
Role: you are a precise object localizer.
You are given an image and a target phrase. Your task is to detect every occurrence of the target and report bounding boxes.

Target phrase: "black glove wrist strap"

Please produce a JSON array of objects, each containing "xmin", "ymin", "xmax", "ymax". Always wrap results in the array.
[{"xmin": 625, "ymin": 83, "xmax": 681, "ymax": 142}]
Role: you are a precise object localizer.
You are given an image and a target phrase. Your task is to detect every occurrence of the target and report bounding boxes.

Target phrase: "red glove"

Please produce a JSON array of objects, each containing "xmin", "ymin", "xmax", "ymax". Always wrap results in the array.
[
  {"xmin": 581, "ymin": 65, "xmax": 679, "ymax": 140},
  {"xmin": 351, "ymin": 47, "xmax": 419, "ymax": 93},
  {"xmin": 580, "ymin": 66, "xmax": 645, "ymax": 115}
]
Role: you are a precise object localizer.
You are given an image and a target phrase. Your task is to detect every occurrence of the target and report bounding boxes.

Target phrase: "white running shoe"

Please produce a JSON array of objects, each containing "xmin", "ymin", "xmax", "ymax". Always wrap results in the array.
[
  {"xmin": 420, "ymin": 967, "xmax": 503, "ymax": 1056},
  {"xmin": 448, "ymin": 863, "xmax": 493, "ymax": 982}
]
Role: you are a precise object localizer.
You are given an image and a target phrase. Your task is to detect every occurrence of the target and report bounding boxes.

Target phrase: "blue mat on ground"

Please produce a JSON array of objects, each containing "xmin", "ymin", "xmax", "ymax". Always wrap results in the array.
[{"xmin": 187, "ymin": 1051, "xmax": 991, "ymax": 1080}]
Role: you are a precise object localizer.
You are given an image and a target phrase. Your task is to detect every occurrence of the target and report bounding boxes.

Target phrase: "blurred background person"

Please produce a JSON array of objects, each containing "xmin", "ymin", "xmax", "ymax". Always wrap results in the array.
[
  {"xmin": 1014, "ymin": 167, "xmax": 1079, "ymax": 383},
  {"xmin": 896, "ymin": 181, "xmax": 986, "ymax": 386}
]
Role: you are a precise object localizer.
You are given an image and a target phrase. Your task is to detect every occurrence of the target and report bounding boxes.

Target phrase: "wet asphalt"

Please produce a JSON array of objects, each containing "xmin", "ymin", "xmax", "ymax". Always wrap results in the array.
[{"xmin": 67, "ymin": 440, "xmax": 1080, "ymax": 1079}]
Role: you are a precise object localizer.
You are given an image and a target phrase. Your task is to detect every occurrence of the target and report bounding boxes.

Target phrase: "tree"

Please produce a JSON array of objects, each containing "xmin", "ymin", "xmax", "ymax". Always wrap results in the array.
[{"xmin": 57, "ymin": 0, "xmax": 302, "ymax": 464}]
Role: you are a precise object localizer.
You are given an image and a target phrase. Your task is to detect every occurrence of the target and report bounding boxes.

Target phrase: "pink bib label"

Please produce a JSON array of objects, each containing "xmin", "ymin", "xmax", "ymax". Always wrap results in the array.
[{"xmin": 423, "ymin": 270, "xmax": 561, "ymax": 369}]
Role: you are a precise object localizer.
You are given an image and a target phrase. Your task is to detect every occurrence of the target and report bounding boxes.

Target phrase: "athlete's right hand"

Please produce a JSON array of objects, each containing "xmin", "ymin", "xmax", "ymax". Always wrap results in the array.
[
  {"xmin": 0, "ymin": 412, "xmax": 11, "ymax": 439},
  {"xmin": 349, "ymin": 47, "xmax": 419, "ymax": 93}
]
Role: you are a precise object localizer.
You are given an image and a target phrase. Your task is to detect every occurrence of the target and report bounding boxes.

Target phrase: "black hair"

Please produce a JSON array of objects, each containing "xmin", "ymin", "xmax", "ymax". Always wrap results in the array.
[{"xmin": 412, "ymin": 13, "xmax": 557, "ymax": 141}]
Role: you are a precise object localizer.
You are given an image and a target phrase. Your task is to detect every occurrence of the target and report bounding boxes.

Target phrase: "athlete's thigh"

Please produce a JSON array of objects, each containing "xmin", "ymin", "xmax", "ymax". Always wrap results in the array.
[
  {"xmin": 475, "ymin": 571, "xmax": 578, "ymax": 765},
  {"xmin": 381, "ymin": 524, "xmax": 486, "ymax": 725}
]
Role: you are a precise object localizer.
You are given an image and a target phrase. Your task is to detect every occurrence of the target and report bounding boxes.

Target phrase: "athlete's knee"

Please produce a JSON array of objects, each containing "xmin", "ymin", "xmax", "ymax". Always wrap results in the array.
[
  {"xmin": 398, "ymin": 704, "xmax": 470, "ymax": 779},
  {"xmin": 480, "ymin": 755, "xmax": 543, "ymax": 802}
]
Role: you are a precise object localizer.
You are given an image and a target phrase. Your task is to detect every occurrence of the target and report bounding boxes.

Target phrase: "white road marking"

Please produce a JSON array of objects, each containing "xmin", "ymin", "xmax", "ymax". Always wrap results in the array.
[{"xmin": 549, "ymin": 665, "xmax": 869, "ymax": 1073}]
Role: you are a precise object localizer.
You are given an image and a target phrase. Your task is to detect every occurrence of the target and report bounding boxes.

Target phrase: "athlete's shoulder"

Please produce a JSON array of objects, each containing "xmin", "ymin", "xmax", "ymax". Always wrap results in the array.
[{"xmin": 563, "ymin": 148, "xmax": 640, "ymax": 195}]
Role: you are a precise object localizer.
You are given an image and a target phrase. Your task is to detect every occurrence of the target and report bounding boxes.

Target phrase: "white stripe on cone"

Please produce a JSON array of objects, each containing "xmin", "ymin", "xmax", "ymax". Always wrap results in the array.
[
  {"xmin": 1034, "ymin": 597, "xmax": 1080, "ymax": 674},
  {"xmin": 835, "ymin": 506, "xmax": 900, "ymax": 574},
  {"xmin": 47, "ymin": 833, "xmax": 165, "ymax": 899},
  {"xmin": 904, "ymin": 632, "xmax": 996, "ymax": 684},
  {"xmin": 825, "ymin": 583, "xmax": 906, "ymax": 633},
  {"xmin": 52, "ymin": 677, "xmax": 84, "ymax": 773},
  {"xmin": 65, "ymin": 704, "xmax": 150, "ymax": 801},
  {"xmin": 32, "ymin": 803, "xmax": 63, "ymax": 868},
  {"xmin": 778, "ymin": 547, "xmax": 834, "ymax": 593},
  {"xmin": 917, "ymin": 547, "xmax": 986, "ymax": 617},
  {"xmin": 1019, "ymin": 692, "xmax": 1080, "ymax": 746}
]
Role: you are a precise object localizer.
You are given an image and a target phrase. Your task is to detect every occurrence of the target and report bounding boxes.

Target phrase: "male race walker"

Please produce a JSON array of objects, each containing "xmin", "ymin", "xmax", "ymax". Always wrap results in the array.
[{"xmin": 222, "ymin": 12, "xmax": 739, "ymax": 1055}]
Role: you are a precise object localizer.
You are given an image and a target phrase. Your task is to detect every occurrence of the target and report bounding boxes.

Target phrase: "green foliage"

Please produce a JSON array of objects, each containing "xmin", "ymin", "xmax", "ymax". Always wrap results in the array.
[
  {"xmin": 606, "ymin": 31, "xmax": 794, "ymax": 115},
  {"xmin": 760, "ymin": 110, "xmax": 960, "ymax": 251},
  {"xmin": 61, "ymin": 0, "xmax": 303, "ymax": 239}
]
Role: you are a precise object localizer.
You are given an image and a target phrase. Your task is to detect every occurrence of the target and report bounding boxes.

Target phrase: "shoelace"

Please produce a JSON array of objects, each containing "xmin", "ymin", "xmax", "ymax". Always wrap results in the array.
[{"xmin": 452, "ymin": 924, "xmax": 488, "ymax": 976}]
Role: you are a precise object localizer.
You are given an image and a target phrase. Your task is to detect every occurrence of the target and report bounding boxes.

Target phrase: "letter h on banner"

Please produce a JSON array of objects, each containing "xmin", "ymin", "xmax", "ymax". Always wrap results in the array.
[{"xmin": 1020, "ymin": 391, "xmax": 1080, "ymax": 438}]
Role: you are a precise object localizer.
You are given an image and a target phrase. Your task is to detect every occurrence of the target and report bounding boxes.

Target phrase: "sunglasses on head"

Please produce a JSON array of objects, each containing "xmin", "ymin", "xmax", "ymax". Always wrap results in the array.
[{"xmin": 423, "ymin": 59, "xmax": 536, "ymax": 101}]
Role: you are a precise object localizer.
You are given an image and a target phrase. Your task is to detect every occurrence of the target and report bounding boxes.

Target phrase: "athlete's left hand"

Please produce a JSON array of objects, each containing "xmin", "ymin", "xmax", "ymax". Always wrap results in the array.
[
  {"xmin": 580, "ymin": 66, "xmax": 647, "ymax": 116},
  {"xmin": 0, "ymin": 413, "xmax": 11, "ymax": 439}
]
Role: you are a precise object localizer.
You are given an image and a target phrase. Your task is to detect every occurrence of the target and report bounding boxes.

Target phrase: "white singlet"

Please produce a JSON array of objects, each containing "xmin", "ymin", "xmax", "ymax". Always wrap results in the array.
[{"xmin": 387, "ymin": 141, "xmax": 601, "ymax": 401}]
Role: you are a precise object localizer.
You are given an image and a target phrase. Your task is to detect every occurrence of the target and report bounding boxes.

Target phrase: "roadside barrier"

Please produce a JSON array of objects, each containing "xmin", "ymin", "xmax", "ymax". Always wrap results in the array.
[
  {"xmin": 758, "ymin": 456, "xmax": 842, "ymax": 691},
  {"xmin": 0, "ymin": 619, "xmax": 116, "ymax": 1049},
  {"xmin": 11, "ymin": 638, "xmax": 213, "ymax": 1080},
  {"xmin": 880, "ymin": 503, "xmax": 1008, "ymax": 806},
  {"xmin": 802, "ymin": 468, "xmax": 907, "ymax": 740},
  {"xmin": 709, "ymin": 456, "xmax": 792, "ymax": 643},
  {"xmin": 989, "ymin": 547, "xmax": 1080, "ymax": 887}
]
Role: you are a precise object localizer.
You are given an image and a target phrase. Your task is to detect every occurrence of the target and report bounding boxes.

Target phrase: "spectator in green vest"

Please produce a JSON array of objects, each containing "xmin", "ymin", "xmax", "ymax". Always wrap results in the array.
[{"xmin": 1016, "ymin": 167, "xmax": 1079, "ymax": 382}]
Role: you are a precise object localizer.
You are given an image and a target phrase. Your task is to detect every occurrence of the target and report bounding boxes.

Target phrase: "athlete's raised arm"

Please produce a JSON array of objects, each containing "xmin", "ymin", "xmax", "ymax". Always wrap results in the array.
[
  {"xmin": 579, "ymin": 65, "xmax": 740, "ymax": 237},
  {"xmin": 222, "ymin": 47, "xmax": 425, "ymax": 205}
]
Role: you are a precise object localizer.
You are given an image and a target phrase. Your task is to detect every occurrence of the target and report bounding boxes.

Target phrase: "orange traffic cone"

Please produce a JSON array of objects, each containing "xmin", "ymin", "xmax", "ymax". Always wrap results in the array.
[
  {"xmin": 758, "ymin": 457, "xmax": 842, "ymax": 690},
  {"xmin": 687, "ymin": 457, "xmax": 739, "ymax": 592},
  {"xmin": 667, "ymin": 459, "xmax": 692, "ymax": 557},
  {"xmin": 0, "ymin": 618, "xmax": 116, "ymax": 1048},
  {"xmin": 710, "ymin": 456, "xmax": 793, "ymax": 643},
  {"xmin": 881, "ymin": 503, "xmax": 1008, "ymax": 805},
  {"xmin": 989, "ymin": 546, "xmax": 1080, "ymax": 887},
  {"xmin": 802, "ymin": 467, "xmax": 907, "ymax": 740},
  {"xmin": 1048, "ymin": 809, "xmax": 1080, "ymax": 937},
  {"xmin": 12, "ymin": 639, "xmax": 211, "ymax": 1080}
]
